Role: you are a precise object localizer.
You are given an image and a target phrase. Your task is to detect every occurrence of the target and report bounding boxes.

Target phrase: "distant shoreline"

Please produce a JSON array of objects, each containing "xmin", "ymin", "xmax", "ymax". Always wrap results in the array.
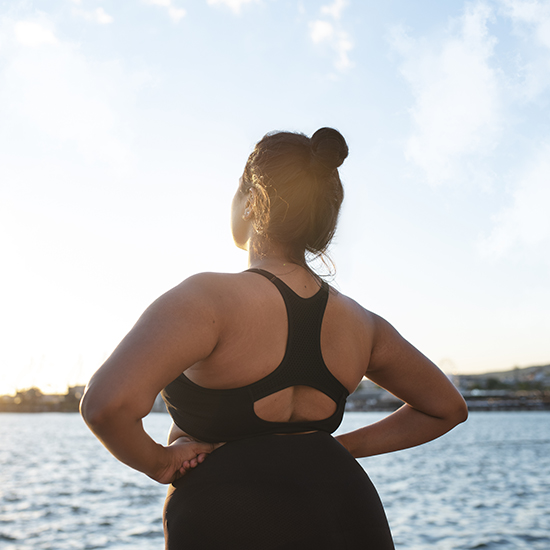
[
  {"xmin": 2, "ymin": 363, "xmax": 549, "ymax": 413},
  {"xmin": 2, "ymin": 401, "xmax": 549, "ymax": 414}
]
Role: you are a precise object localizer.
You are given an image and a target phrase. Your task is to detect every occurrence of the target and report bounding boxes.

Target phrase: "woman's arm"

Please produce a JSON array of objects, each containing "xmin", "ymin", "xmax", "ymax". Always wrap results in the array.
[
  {"xmin": 80, "ymin": 274, "xmax": 224, "ymax": 483},
  {"xmin": 336, "ymin": 314, "xmax": 468, "ymax": 458}
]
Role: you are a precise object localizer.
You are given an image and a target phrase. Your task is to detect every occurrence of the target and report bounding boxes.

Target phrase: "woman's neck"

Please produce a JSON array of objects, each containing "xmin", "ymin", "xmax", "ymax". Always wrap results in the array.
[{"xmin": 247, "ymin": 241, "xmax": 305, "ymax": 274}]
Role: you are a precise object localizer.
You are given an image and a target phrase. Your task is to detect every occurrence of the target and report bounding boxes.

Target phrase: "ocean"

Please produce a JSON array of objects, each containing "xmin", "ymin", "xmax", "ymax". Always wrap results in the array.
[{"xmin": 1, "ymin": 411, "xmax": 549, "ymax": 549}]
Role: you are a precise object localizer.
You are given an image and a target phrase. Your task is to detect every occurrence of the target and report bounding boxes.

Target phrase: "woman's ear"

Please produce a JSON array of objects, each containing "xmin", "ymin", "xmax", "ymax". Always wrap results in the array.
[{"xmin": 243, "ymin": 189, "xmax": 257, "ymax": 220}]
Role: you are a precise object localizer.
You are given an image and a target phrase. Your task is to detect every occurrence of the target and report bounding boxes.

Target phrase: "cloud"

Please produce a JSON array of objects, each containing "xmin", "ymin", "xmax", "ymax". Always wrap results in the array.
[
  {"xmin": 73, "ymin": 7, "xmax": 114, "ymax": 25},
  {"xmin": 14, "ymin": 21, "xmax": 58, "ymax": 46},
  {"xmin": 498, "ymin": 0, "xmax": 550, "ymax": 48},
  {"xmin": 497, "ymin": 0, "xmax": 550, "ymax": 100},
  {"xmin": 321, "ymin": 0, "xmax": 348, "ymax": 20},
  {"xmin": 390, "ymin": 2, "xmax": 502, "ymax": 186},
  {"xmin": 206, "ymin": 0, "xmax": 257, "ymax": 14},
  {"xmin": 143, "ymin": 0, "xmax": 186, "ymax": 22},
  {"xmin": 479, "ymin": 143, "xmax": 550, "ymax": 259},
  {"xmin": 94, "ymin": 7, "xmax": 114, "ymax": 24},
  {"xmin": 309, "ymin": 20, "xmax": 334, "ymax": 43},
  {"xmin": 0, "ymin": 17, "xmax": 136, "ymax": 169},
  {"xmin": 309, "ymin": 0, "xmax": 353, "ymax": 72}
]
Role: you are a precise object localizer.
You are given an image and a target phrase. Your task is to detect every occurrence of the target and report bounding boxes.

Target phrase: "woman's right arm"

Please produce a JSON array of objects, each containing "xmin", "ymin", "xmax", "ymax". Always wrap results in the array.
[
  {"xmin": 336, "ymin": 314, "xmax": 468, "ymax": 458},
  {"xmin": 80, "ymin": 273, "xmax": 225, "ymax": 483}
]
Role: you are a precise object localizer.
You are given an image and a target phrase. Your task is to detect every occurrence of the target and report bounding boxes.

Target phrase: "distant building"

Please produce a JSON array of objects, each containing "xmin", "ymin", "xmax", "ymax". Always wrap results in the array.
[{"xmin": 0, "ymin": 385, "xmax": 86, "ymax": 412}]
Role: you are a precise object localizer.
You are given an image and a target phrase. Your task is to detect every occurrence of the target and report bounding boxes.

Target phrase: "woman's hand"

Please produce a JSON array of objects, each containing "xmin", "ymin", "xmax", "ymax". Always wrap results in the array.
[{"xmin": 153, "ymin": 436, "xmax": 225, "ymax": 484}]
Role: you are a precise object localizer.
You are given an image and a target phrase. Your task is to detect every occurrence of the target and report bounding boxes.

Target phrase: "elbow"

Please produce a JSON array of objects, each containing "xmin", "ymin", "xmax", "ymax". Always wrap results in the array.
[
  {"xmin": 80, "ymin": 386, "xmax": 121, "ymax": 429},
  {"xmin": 80, "ymin": 382, "xmax": 149, "ymax": 431},
  {"xmin": 459, "ymin": 400, "xmax": 469, "ymax": 423},
  {"xmin": 80, "ymin": 391, "xmax": 102, "ymax": 428},
  {"xmin": 450, "ymin": 395, "xmax": 469, "ymax": 426},
  {"xmin": 429, "ymin": 394, "xmax": 468, "ymax": 428}
]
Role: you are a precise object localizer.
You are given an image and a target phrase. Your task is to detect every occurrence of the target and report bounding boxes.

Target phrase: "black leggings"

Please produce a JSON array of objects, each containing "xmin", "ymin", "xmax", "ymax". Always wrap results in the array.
[{"xmin": 164, "ymin": 431, "xmax": 394, "ymax": 549}]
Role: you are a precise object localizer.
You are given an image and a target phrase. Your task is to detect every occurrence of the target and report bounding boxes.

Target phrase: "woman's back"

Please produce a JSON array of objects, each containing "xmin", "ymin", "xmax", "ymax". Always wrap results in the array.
[{"xmin": 176, "ymin": 267, "xmax": 374, "ymax": 426}]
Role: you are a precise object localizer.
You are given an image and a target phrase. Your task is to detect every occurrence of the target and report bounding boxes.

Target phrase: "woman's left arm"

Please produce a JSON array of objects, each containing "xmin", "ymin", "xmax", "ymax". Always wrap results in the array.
[
  {"xmin": 335, "ymin": 313, "xmax": 468, "ymax": 458},
  {"xmin": 80, "ymin": 274, "xmax": 222, "ymax": 483}
]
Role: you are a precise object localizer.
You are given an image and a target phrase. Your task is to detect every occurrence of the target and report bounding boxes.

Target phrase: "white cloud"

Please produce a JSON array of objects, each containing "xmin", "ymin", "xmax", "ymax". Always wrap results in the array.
[
  {"xmin": 14, "ymin": 21, "xmax": 58, "ymax": 46},
  {"xmin": 390, "ymin": 3, "xmax": 501, "ymax": 186},
  {"xmin": 498, "ymin": 0, "xmax": 550, "ymax": 48},
  {"xmin": 167, "ymin": 6, "xmax": 186, "ymax": 21},
  {"xmin": 309, "ymin": 0, "xmax": 353, "ymax": 72},
  {"xmin": 479, "ymin": 143, "xmax": 550, "ymax": 259},
  {"xmin": 0, "ymin": 17, "xmax": 135, "ymax": 169},
  {"xmin": 497, "ymin": 0, "xmax": 550, "ymax": 100},
  {"xmin": 321, "ymin": 0, "xmax": 348, "ymax": 20},
  {"xmin": 309, "ymin": 20, "xmax": 334, "ymax": 43},
  {"xmin": 73, "ymin": 7, "xmax": 114, "ymax": 25},
  {"xmin": 333, "ymin": 30, "xmax": 353, "ymax": 71},
  {"xmin": 206, "ymin": 0, "xmax": 257, "ymax": 14},
  {"xmin": 93, "ymin": 7, "xmax": 114, "ymax": 24},
  {"xmin": 144, "ymin": 0, "xmax": 186, "ymax": 21}
]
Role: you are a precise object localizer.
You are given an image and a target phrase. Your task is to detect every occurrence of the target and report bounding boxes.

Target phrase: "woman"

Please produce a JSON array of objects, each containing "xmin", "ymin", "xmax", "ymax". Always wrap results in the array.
[{"xmin": 81, "ymin": 128, "xmax": 468, "ymax": 549}]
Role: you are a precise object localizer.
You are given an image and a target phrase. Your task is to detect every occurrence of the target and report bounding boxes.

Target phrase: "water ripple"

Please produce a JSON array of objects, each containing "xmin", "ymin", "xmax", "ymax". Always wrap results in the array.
[{"xmin": 1, "ymin": 411, "xmax": 549, "ymax": 549}]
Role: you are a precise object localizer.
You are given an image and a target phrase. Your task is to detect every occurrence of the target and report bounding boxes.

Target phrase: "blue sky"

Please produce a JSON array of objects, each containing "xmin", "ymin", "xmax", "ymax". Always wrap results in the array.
[{"xmin": 1, "ymin": 0, "xmax": 549, "ymax": 394}]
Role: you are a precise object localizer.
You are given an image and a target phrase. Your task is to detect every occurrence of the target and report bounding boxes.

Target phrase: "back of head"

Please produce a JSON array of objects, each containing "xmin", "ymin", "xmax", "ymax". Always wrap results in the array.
[{"xmin": 241, "ymin": 127, "xmax": 348, "ymax": 270}]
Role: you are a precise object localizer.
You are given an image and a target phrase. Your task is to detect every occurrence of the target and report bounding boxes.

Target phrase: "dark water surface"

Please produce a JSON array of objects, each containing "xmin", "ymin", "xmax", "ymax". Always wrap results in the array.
[{"xmin": 1, "ymin": 411, "xmax": 548, "ymax": 549}]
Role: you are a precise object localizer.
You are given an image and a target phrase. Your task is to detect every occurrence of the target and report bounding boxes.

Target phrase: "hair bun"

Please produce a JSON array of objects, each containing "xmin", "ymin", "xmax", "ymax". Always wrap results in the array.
[{"xmin": 310, "ymin": 127, "xmax": 349, "ymax": 174}]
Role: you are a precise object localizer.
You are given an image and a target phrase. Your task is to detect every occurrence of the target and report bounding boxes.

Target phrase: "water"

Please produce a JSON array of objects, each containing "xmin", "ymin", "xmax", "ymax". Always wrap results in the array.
[{"xmin": 0, "ymin": 412, "xmax": 548, "ymax": 549}]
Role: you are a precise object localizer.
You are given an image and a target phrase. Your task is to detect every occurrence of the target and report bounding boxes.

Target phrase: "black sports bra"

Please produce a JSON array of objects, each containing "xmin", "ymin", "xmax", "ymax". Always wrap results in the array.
[{"xmin": 161, "ymin": 269, "xmax": 349, "ymax": 443}]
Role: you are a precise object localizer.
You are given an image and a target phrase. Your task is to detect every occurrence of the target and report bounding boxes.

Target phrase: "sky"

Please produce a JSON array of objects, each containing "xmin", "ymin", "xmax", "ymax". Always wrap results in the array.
[{"xmin": 1, "ymin": 0, "xmax": 549, "ymax": 395}]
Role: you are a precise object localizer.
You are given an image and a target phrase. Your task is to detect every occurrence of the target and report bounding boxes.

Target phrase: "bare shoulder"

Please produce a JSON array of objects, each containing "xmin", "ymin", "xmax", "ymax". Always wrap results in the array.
[
  {"xmin": 164, "ymin": 271, "xmax": 236, "ymax": 296},
  {"xmin": 154, "ymin": 272, "xmax": 243, "ymax": 308},
  {"xmin": 322, "ymin": 288, "xmax": 380, "ymax": 378},
  {"xmin": 328, "ymin": 289, "xmax": 401, "ymax": 346},
  {"xmin": 148, "ymin": 271, "xmax": 260, "ymax": 328},
  {"xmin": 328, "ymin": 287, "xmax": 378, "ymax": 331}
]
